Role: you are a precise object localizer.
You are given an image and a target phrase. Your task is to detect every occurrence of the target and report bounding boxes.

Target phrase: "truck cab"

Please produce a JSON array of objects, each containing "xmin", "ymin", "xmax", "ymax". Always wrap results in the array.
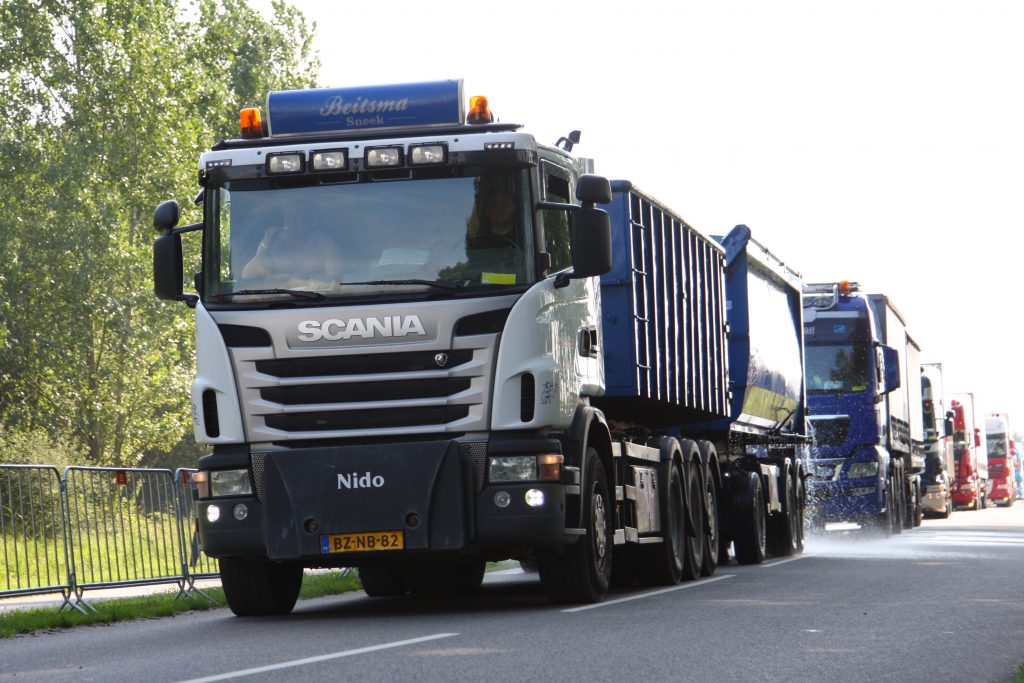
[
  {"xmin": 985, "ymin": 415, "xmax": 1014, "ymax": 506},
  {"xmin": 154, "ymin": 81, "xmax": 618, "ymax": 612},
  {"xmin": 802, "ymin": 281, "xmax": 908, "ymax": 532},
  {"xmin": 919, "ymin": 365, "xmax": 954, "ymax": 517},
  {"xmin": 950, "ymin": 398, "xmax": 988, "ymax": 510}
]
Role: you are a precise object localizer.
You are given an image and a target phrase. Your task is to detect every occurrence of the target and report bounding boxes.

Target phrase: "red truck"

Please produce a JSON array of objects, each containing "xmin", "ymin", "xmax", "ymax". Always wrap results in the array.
[
  {"xmin": 985, "ymin": 415, "xmax": 1016, "ymax": 506},
  {"xmin": 950, "ymin": 397, "xmax": 988, "ymax": 510}
]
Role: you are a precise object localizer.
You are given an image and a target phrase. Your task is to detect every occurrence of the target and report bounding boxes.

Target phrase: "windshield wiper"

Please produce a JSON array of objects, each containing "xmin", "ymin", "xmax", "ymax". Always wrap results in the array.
[
  {"xmin": 339, "ymin": 279, "xmax": 461, "ymax": 292},
  {"xmin": 223, "ymin": 289, "xmax": 326, "ymax": 301}
]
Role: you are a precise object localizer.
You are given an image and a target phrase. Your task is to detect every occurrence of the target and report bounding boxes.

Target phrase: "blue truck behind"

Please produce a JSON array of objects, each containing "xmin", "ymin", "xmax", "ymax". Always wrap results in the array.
[{"xmin": 803, "ymin": 282, "xmax": 924, "ymax": 533}]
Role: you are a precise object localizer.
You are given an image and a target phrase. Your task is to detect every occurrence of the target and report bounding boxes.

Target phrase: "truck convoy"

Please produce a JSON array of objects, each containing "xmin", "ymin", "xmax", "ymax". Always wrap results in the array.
[
  {"xmin": 803, "ymin": 282, "xmax": 924, "ymax": 533},
  {"xmin": 985, "ymin": 414, "xmax": 1014, "ymax": 506},
  {"xmin": 950, "ymin": 396, "xmax": 988, "ymax": 510},
  {"xmin": 920, "ymin": 364, "xmax": 954, "ymax": 517},
  {"xmin": 152, "ymin": 80, "xmax": 809, "ymax": 616}
]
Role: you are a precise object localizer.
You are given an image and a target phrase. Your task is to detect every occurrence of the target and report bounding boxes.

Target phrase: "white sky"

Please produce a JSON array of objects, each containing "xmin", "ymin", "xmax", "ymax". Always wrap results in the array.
[{"xmin": 254, "ymin": 0, "xmax": 1024, "ymax": 428}]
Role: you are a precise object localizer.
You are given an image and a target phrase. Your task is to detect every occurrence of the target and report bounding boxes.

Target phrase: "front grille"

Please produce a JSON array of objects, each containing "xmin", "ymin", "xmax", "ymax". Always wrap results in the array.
[
  {"xmin": 265, "ymin": 406, "xmax": 470, "ymax": 432},
  {"xmin": 255, "ymin": 349, "xmax": 473, "ymax": 378},
  {"xmin": 261, "ymin": 378, "xmax": 471, "ymax": 405},
  {"xmin": 809, "ymin": 417, "xmax": 850, "ymax": 446}
]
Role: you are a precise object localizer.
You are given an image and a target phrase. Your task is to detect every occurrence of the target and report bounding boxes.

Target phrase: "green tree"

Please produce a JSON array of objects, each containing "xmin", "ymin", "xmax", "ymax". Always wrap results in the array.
[{"xmin": 0, "ymin": 0, "xmax": 318, "ymax": 465}]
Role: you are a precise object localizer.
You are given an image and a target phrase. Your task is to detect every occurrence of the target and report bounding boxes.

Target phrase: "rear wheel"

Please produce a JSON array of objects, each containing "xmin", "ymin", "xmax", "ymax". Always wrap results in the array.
[
  {"xmin": 733, "ymin": 472, "xmax": 766, "ymax": 565},
  {"xmin": 767, "ymin": 463, "xmax": 800, "ymax": 557},
  {"xmin": 638, "ymin": 456, "xmax": 686, "ymax": 586},
  {"xmin": 219, "ymin": 558, "xmax": 303, "ymax": 616},
  {"xmin": 538, "ymin": 447, "xmax": 612, "ymax": 603},
  {"xmin": 698, "ymin": 441, "xmax": 720, "ymax": 577}
]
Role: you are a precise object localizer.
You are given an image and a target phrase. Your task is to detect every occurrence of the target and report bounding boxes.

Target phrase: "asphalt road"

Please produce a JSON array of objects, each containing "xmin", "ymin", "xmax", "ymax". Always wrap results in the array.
[{"xmin": 3, "ymin": 504, "xmax": 1024, "ymax": 683}]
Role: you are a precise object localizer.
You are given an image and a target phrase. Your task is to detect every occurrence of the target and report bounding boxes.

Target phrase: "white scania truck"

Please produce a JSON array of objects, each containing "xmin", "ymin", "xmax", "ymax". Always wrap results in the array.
[{"xmin": 154, "ymin": 80, "xmax": 808, "ymax": 616}]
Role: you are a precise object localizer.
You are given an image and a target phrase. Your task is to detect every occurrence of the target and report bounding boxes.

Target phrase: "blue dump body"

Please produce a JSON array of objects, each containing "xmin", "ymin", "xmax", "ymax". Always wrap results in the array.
[{"xmin": 597, "ymin": 183, "xmax": 805, "ymax": 440}]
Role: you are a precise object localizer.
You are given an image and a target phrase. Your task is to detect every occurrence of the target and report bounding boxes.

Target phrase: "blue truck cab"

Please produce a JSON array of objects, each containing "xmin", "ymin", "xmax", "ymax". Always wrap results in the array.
[{"xmin": 802, "ymin": 281, "xmax": 918, "ymax": 532}]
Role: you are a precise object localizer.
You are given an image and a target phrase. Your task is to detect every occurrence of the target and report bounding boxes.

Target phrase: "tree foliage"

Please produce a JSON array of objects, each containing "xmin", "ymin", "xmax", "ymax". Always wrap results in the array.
[{"xmin": 0, "ymin": 0, "xmax": 318, "ymax": 465}]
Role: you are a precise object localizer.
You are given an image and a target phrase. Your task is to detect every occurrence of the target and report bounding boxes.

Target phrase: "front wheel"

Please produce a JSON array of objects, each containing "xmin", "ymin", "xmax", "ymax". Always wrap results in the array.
[
  {"xmin": 538, "ymin": 447, "xmax": 612, "ymax": 603},
  {"xmin": 219, "ymin": 557, "xmax": 303, "ymax": 616}
]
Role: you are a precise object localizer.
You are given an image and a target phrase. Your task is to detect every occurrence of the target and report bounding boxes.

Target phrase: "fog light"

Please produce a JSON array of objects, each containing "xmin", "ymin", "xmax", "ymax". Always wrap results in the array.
[
  {"xmin": 206, "ymin": 504, "xmax": 221, "ymax": 523},
  {"xmin": 525, "ymin": 489, "xmax": 545, "ymax": 507},
  {"xmin": 267, "ymin": 152, "xmax": 303, "ymax": 174},
  {"xmin": 366, "ymin": 146, "xmax": 402, "ymax": 167},
  {"xmin": 494, "ymin": 490, "xmax": 511, "ymax": 508},
  {"xmin": 232, "ymin": 503, "xmax": 248, "ymax": 521}
]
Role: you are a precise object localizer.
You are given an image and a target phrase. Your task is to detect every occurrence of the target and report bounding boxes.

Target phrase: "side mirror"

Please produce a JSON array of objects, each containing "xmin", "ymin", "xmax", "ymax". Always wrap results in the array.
[
  {"xmin": 154, "ymin": 199, "xmax": 181, "ymax": 233},
  {"xmin": 881, "ymin": 345, "xmax": 901, "ymax": 393},
  {"xmin": 569, "ymin": 207, "xmax": 612, "ymax": 279},
  {"xmin": 576, "ymin": 174, "xmax": 612, "ymax": 205},
  {"xmin": 944, "ymin": 413, "xmax": 954, "ymax": 438},
  {"xmin": 975, "ymin": 428, "xmax": 982, "ymax": 448},
  {"xmin": 153, "ymin": 232, "xmax": 184, "ymax": 301}
]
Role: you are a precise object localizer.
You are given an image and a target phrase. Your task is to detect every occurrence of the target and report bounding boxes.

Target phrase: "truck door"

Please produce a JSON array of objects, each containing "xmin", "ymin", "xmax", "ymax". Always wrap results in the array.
[{"xmin": 539, "ymin": 160, "xmax": 602, "ymax": 400}]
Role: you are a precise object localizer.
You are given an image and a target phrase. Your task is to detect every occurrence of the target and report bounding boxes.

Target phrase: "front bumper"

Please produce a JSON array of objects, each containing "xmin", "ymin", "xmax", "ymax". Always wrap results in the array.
[
  {"xmin": 806, "ymin": 480, "xmax": 884, "ymax": 523},
  {"xmin": 195, "ymin": 438, "xmax": 570, "ymax": 561}
]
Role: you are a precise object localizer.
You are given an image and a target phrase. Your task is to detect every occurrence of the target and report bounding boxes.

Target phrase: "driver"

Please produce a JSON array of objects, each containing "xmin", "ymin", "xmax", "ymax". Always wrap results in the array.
[{"xmin": 467, "ymin": 182, "xmax": 517, "ymax": 249}]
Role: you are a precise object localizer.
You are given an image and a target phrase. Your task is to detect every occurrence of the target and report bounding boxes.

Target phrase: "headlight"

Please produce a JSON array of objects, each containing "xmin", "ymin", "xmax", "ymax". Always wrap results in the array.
[
  {"xmin": 488, "ymin": 454, "xmax": 562, "ymax": 483},
  {"xmin": 846, "ymin": 461, "xmax": 879, "ymax": 479},
  {"xmin": 489, "ymin": 456, "xmax": 537, "ymax": 482},
  {"xmin": 209, "ymin": 469, "xmax": 253, "ymax": 497}
]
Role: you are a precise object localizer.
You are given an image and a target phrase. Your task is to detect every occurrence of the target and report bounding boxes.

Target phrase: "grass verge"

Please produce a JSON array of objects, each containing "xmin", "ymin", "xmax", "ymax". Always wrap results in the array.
[{"xmin": 0, "ymin": 570, "xmax": 361, "ymax": 638}]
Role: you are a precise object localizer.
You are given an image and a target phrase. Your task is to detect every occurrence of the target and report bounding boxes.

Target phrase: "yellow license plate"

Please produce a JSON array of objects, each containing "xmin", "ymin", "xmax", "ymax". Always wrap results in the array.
[{"xmin": 320, "ymin": 531, "xmax": 404, "ymax": 554}]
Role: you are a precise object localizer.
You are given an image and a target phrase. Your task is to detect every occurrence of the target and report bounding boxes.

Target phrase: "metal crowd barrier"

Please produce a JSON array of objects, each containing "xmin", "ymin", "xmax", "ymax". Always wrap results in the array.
[
  {"xmin": 1, "ymin": 465, "xmax": 220, "ymax": 613},
  {"xmin": 173, "ymin": 468, "xmax": 219, "ymax": 601},
  {"xmin": 0, "ymin": 465, "xmax": 72, "ymax": 604}
]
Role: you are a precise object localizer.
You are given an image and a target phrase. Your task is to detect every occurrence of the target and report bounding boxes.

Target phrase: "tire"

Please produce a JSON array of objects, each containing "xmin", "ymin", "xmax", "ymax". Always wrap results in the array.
[
  {"xmin": 891, "ymin": 472, "xmax": 904, "ymax": 535},
  {"xmin": 358, "ymin": 565, "xmax": 407, "ymax": 597},
  {"xmin": 698, "ymin": 441, "xmax": 721, "ymax": 577},
  {"xmin": 732, "ymin": 472, "xmax": 766, "ymax": 565},
  {"xmin": 912, "ymin": 481, "xmax": 924, "ymax": 527},
  {"xmin": 538, "ymin": 447, "xmax": 612, "ymax": 603},
  {"xmin": 637, "ymin": 456, "xmax": 686, "ymax": 586},
  {"xmin": 406, "ymin": 561, "xmax": 485, "ymax": 596},
  {"xmin": 679, "ymin": 440, "xmax": 706, "ymax": 581},
  {"xmin": 940, "ymin": 497, "xmax": 952, "ymax": 519},
  {"xmin": 902, "ymin": 476, "xmax": 914, "ymax": 530},
  {"xmin": 219, "ymin": 557, "xmax": 303, "ymax": 616},
  {"xmin": 794, "ymin": 467, "xmax": 806, "ymax": 553},
  {"xmin": 767, "ymin": 463, "xmax": 800, "ymax": 558}
]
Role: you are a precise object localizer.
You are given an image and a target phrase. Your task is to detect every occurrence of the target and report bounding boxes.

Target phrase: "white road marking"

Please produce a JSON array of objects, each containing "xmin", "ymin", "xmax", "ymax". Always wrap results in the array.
[
  {"xmin": 176, "ymin": 633, "xmax": 458, "ymax": 683},
  {"xmin": 762, "ymin": 554, "xmax": 812, "ymax": 568},
  {"xmin": 561, "ymin": 574, "xmax": 735, "ymax": 613}
]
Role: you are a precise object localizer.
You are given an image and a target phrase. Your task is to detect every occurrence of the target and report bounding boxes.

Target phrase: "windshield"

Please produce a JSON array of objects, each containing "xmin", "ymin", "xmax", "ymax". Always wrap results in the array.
[
  {"xmin": 987, "ymin": 436, "xmax": 1008, "ymax": 458},
  {"xmin": 805, "ymin": 343, "xmax": 871, "ymax": 394},
  {"xmin": 203, "ymin": 168, "xmax": 534, "ymax": 302}
]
